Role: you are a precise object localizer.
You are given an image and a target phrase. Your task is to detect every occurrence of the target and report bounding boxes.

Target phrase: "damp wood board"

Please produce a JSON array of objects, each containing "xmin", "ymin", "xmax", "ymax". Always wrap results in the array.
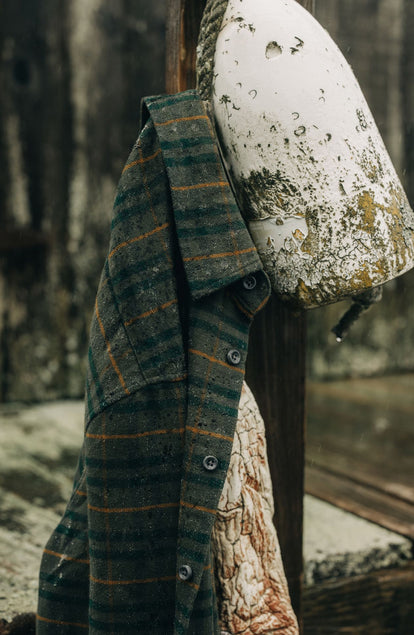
[
  {"xmin": 303, "ymin": 562, "xmax": 414, "ymax": 634},
  {"xmin": 305, "ymin": 374, "xmax": 414, "ymax": 538}
]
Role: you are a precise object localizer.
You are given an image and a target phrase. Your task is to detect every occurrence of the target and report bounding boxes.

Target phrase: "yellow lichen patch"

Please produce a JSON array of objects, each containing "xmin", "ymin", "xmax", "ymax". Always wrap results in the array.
[
  {"xmin": 349, "ymin": 264, "xmax": 373, "ymax": 293},
  {"xmin": 292, "ymin": 228, "xmax": 305, "ymax": 242},
  {"xmin": 383, "ymin": 188, "xmax": 410, "ymax": 273},
  {"xmin": 296, "ymin": 279, "xmax": 320, "ymax": 308},
  {"xmin": 387, "ymin": 188, "xmax": 405, "ymax": 219},
  {"xmin": 295, "ymin": 276, "xmax": 347, "ymax": 309},
  {"xmin": 372, "ymin": 259, "xmax": 388, "ymax": 279},
  {"xmin": 300, "ymin": 226, "xmax": 318, "ymax": 256},
  {"xmin": 357, "ymin": 190, "xmax": 377, "ymax": 232}
]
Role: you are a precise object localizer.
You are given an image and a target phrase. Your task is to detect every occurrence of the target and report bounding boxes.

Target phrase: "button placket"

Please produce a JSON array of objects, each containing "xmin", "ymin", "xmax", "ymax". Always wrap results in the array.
[
  {"xmin": 233, "ymin": 271, "xmax": 271, "ymax": 321},
  {"xmin": 227, "ymin": 349, "xmax": 241, "ymax": 366},
  {"xmin": 203, "ymin": 455, "xmax": 219, "ymax": 471},
  {"xmin": 242, "ymin": 274, "xmax": 257, "ymax": 290},
  {"xmin": 178, "ymin": 564, "xmax": 193, "ymax": 581}
]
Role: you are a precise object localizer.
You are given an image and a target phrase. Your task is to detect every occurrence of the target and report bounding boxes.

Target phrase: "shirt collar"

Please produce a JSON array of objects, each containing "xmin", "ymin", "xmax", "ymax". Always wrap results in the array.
[{"xmin": 142, "ymin": 90, "xmax": 265, "ymax": 300}]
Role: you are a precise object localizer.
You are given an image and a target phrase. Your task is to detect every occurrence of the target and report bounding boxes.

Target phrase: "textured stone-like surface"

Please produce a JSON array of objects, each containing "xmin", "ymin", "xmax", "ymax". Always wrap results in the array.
[
  {"xmin": 0, "ymin": 398, "xmax": 412, "ymax": 623},
  {"xmin": 0, "ymin": 491, "xmax": 61, "ymax": 621},
  {"xmin": 212, "ymin": 383, "xmax": 299, "ymax": 634},
  {"xmin": 0, "ymin": 401, "xmax": 82, "ymax": 621},
  {"xmin": 304, "ymin": 496, "xmax": 412, "ymax": 586}
]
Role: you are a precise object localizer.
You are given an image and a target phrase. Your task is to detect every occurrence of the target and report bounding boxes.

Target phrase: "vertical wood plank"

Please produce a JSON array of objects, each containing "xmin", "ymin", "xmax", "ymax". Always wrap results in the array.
[
  {"xmin": 165, "ymin": 0, "xmax": 206, "ymax": 93},
  {"xmin": 403, "ymin": 0, "xmax": 414, "ymax": 207},
  {"xmin": 301, "ymin": 0, "xmax": 315, "ymax": 11},
  {"xmin": 246, "ymin": 302, "xmax": 306, "ymax": 628},
  {"xmin": 165, "ymin": 0, "xmax": 183, "ymax": 93}
]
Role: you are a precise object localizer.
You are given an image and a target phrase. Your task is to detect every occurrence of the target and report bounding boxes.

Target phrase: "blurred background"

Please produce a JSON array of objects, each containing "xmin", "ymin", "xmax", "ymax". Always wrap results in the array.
[
  {"xmin": 1, "ymin": 0, "xmax": 414, "ymax": 630},
  {"xmin": 0, "ymin": 0, "xmax": 413, "ymax": 401}
]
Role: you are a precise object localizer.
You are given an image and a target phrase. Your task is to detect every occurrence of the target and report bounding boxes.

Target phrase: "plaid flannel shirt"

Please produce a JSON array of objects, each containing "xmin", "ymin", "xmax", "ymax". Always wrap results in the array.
[{"xmin": 37, "ymin": 90, "xmax": 270, "ymax": 634}]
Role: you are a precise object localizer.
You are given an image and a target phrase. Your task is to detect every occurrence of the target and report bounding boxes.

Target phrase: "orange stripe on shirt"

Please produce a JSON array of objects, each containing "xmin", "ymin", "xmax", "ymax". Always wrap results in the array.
[
  {"xmin": 36, "ymin": 615, "xmax": 89, "ymax": 629},
  {"xmin": 108, "ymin": 222, "xmax": 169, "ymax": 259},
  {"xmin": 189, "ymin": 348, "xmax": 245, "ymax": 375},
  {"xmin": 124, "ymin": 298, "xmax": 177, "ymax": 327},
  {"xmin": 255, "ymin": 295, "xmax": 269, "ymax": 314},
  {"xmin": 186, "ymin": 426, "xmax": 233, "ymax": 444},
  {"xmin": 172, "ymin": 181, "xmax": 228, "ymax": 192},
  {"xmin": 43, "ymin": 548, "xmax": 90, "ymax": 565},
  {"xmin": 232, "ymin": 296, "xmax": 254, "ymax": 320},
  {"xmin": 180, "ymin": 500, "xmax": 217, "ymax": 515},
  {"xmin": 88, "ymin": 502, "xmax": 179, "ymax": 514},
  {"xmin": 95, "ymin": 299, "xmax": 130, "ymax": 395},
  {"xmin": 171, "ymin": 372, "xmax": 188, "ymax": 383},
  {"xmin": 179, "ymin": 578, "xmax": 200, "ymax": 591},
  {"xmin": 183, "ymin": 246, "xmax": 256, "ymax": 263},
  {"xmin": 122, "ymin": 147, "xmax": 162, "ymax": 173},
  {"xmin": 234, "ymin": 294, "xmax": 268, "ymax": 319},
  {"xmin": 90, "ymin": 574, "xmax": 176, "ymax": 586},
  {"xmin": 99, "ymin": 348, "xmax": 133, "ymax": 381},
  {"xmin": 86, "ymin": 427, "xmax": 185, "ymax": 440},
  {"xmin": 154, "ymin": 114, "xmax": 209, "ymax": 127}
]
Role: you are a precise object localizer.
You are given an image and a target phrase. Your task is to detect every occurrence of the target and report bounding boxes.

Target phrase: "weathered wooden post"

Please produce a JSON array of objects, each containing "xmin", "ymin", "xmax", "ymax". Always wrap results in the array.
[
  {"xmin": 165, "ymin": 1, "xmax": 315, "ymax": 630},
  {"xmin": 246, "ymin": 303, "xmax": 306, "ymax": 627},
  {"xmin": 166, "ymin": 0, "xmax": 206, "ymax": 94}
]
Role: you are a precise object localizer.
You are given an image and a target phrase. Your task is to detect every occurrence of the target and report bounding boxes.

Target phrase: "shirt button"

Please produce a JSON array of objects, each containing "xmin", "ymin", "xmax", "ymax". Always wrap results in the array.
[
  {"xmin": 178, "ymin": 564, "xmax": 193, "ymax": 581},
  {"xmin": 243, "ymin": 275, "xmax": 257, "ymax": 290},
  {"xmin": 203, "ymin": 455, "xmax": 219, "ymax": 471},
  {"xmin": 227, "ymin": 349, "xmax": 241, "ymax": 366}
]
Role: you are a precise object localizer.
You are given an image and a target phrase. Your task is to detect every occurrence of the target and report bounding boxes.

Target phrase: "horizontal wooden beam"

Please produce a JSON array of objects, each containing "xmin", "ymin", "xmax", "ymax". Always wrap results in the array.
[
  {"xmin": 306, "ymin": 464, "xmax": 414, "ymax": 539},
  {"xmin": 303, "ymin": 563, "xmax": 414, "ymax": 634},
  {"xmin": 307, "ymin": 445, "xmax": 414, "ymax": 506}
]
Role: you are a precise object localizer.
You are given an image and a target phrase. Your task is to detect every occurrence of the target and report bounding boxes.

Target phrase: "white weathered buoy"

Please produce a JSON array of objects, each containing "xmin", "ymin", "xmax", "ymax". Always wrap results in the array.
[{"xmin": 211, "ymin": 0, "xmax": 414, "ymax": 307}]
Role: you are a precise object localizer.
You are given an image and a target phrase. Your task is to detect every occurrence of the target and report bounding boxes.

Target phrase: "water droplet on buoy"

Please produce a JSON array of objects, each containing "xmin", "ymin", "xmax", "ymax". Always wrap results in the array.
[{"xmin": 266, "ymin": 41, "xmax": 282, "ymax": 59}]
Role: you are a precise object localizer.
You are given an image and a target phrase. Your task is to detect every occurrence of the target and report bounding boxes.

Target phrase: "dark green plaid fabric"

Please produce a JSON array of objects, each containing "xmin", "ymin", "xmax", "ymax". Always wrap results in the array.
[{"xmin": 37, "ymin": 90, "xmax": 270, "ymax": 634}]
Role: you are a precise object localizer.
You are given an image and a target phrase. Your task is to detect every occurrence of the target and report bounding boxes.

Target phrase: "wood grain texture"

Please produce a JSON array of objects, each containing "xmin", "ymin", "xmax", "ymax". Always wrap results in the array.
[
  {"xmin": 301, "ymin": 0, "xmax": 315, "ymax": 12},
  {"xmin": 306, "ymin": 465, "xmax": 414, "ymax": 539},
  {"xmin": 246, "ymin": 297, "xmax": 306, "ymax": 626},
  {"xmin": 165, "ymin": 0, "xmax": 206, "ymax": 93},
  {"xmin": 165, "ymin": 0, "xmax": 183, "ymax": 93},
  {"xmin": 403, "ymin": 0, "xmax": 414, "ymax": 206},
  {"xmin": 306, "ymin": 375, "xmax": 414, "ymax": 536},
  {"xmin": 303, "ymin": 563, "xmax": 414, "ymax": 634},
  {"xmin": 307, "ymin": 447, "xmax": 414, "ymax": 506}
]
